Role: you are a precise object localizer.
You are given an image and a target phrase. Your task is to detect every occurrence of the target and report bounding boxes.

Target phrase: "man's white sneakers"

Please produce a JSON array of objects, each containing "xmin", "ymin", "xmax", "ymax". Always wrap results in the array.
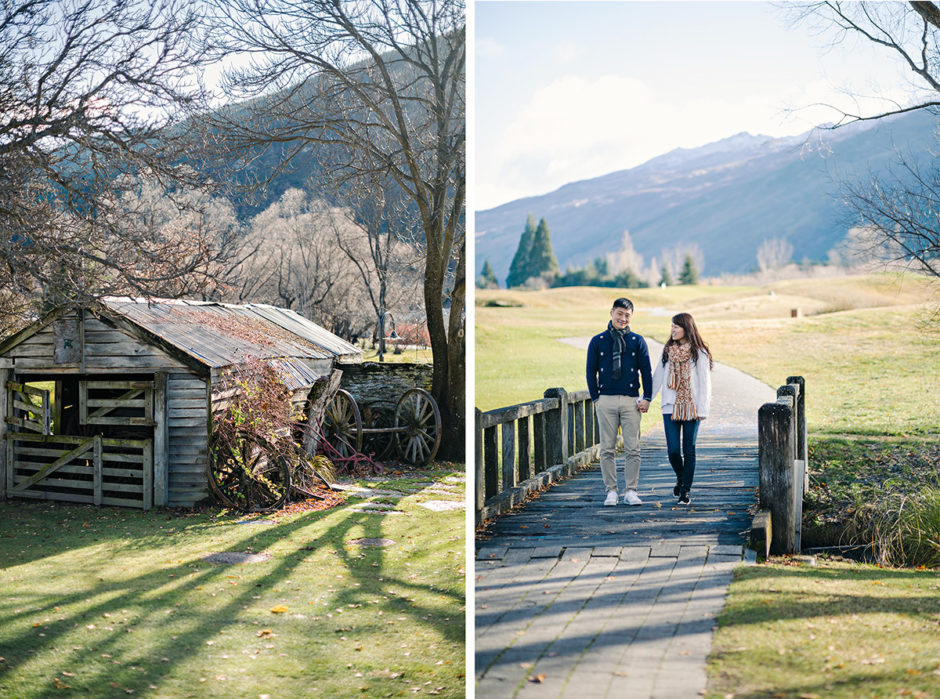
[
  {"xmin": 604, "ymin": 490, "xmax": 619, "ymax": 506},
  {"xmin": 623, "ymin": 490, "xmax": 643, "ymax": 506}
]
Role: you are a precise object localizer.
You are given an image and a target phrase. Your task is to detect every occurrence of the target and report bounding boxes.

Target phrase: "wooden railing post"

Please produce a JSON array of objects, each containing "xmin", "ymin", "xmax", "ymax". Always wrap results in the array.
[
  {"xmin": 483, "ymin": 422, "xmax": 498, "ymax": 500},
  {"xmin": 501, "ymin": 421, "xmax": 517, "ymax": 490},
  {"xmin": 533, "ymin": 411, "xmax": 546, "ymax": 473},
  {"xmin": 786, "ymin": 375, "xmax": 808, "ymax": 491},
  {"xmin": 475, "ymin": 408, "xmax": 484, "ymax": 511},
  {"xmin": 518, "ymin": 416, "xmax": 531, "ymax": 481},
  {"xmin": 777, "ymin": 384, "xmax": 804, "ymax": 552},
  {"xmin": 543, "ymin": 388, "xmax": 568, "ymax": 466},
  {"xmin": 759, "ymin": 395, "xmax": 799, "ymax": 554}
]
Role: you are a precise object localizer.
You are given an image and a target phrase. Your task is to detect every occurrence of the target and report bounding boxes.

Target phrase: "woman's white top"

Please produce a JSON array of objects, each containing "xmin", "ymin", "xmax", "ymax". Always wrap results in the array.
[{"xmin": 650, "ymin": 348, "xmax": 712, "ymax": 418}]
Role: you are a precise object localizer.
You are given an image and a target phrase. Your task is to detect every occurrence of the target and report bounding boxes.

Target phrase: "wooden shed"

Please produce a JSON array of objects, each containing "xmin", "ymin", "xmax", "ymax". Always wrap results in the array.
[{"xmin": 0, "ymin": 297, "xmax": 361, "ymax": 509}]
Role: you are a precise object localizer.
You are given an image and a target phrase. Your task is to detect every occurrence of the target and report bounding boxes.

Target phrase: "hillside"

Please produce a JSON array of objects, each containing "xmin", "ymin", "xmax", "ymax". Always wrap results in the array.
[{"xmin": 475, "ymin": 110, "xmax": 940, "ymax": 281}]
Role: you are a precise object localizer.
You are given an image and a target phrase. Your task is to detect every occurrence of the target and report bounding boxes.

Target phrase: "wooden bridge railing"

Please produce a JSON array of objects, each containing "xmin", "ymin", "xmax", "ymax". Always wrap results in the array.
[
  {"xmin": 475, "ymin": 387, "xmax": 599, "ymax": 524},
  {"xmin": 755, "ymin": 375, "xmax": 808, "ymax": 556}
]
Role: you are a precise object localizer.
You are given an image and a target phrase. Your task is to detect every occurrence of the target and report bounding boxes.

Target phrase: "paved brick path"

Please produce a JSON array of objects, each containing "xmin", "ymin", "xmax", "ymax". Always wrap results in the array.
[{"xmin": 475, "ymin": 342, "xmax": 775, "ymax": 698}]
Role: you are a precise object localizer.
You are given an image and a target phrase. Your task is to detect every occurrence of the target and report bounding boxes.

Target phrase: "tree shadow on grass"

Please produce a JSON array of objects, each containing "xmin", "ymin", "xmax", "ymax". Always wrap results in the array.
[{"xmin": 0, "ymin": 494, "xmax": 465, "ymax": 697}]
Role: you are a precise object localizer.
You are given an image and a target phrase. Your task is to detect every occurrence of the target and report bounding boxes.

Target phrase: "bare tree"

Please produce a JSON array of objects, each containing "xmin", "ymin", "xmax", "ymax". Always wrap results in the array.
[
  {"xmin": 0, "ymin": 0, "xmax": 225, "ymax": 327},
  {"xmin": 757, "ymin": 237, "xmax": 795, "ymax": 272},
  {"xmin": 842, "ymin": 164, "xmax": 940, "ymax": 276},
  {"xmin": 204, "ymin": 0, "xmax": 466, "ymax": 459},
  {"xmin": 792, "ymin": 2, "xmax": 940, "ymax": 125},
  {"xmin": 605, "ymin": 230, "xmax": 645, "ymax": 278},
  {"xmin": 229, "ymin": 189, "xmax": 375, "ymax": 338},
  {"xmin": 326, "ymin": 172, "xmax": 424, "ymax": 359},
  {"xmin": 792, "ymin": 2, "xmax": 940, "ymax": 279}
]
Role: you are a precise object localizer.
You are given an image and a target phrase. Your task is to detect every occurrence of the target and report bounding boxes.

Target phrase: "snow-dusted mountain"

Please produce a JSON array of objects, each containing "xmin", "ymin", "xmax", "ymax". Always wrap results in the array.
[{"xmin": 475, "ymin": 110, "xmax": 936, "ymax": 280}]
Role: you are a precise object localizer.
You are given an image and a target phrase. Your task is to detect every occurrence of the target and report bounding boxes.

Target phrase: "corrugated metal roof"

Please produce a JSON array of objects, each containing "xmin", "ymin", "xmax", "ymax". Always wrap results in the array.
[{"xmin": 100, "ymin": 297, "xmax": 362, "ymax": 370}]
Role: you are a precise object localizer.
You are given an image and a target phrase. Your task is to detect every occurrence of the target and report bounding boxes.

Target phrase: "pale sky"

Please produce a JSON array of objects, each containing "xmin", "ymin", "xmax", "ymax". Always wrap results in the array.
[{"xmin": 473, "ymin": 1, "xmax": 926, "ymax": 210}]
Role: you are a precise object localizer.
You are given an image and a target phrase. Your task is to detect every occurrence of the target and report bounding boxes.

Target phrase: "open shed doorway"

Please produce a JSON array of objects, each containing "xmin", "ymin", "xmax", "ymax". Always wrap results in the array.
[{"xmin": 5, "ymin": 373, "xmax": 157, "ymax": 509}]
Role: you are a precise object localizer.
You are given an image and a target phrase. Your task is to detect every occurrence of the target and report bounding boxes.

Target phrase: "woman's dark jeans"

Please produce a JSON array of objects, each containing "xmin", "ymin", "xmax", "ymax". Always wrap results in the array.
[{"xmin": 663, "ymin": 415, "xmax": 700, "ymax": 494}]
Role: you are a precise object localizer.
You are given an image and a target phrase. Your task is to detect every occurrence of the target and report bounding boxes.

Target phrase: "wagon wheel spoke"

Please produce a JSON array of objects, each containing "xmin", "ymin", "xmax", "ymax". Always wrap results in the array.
[
  {"xmin": 394, "ymin": 389, "xmax": 441, "ymax": 466},
  {"xmin": 324, "ymin": 389, "xmax": 363, "ymax": 459},
  {"xmin": 208, "ymin": 431, "xmax": 290, "ymax": 512}
]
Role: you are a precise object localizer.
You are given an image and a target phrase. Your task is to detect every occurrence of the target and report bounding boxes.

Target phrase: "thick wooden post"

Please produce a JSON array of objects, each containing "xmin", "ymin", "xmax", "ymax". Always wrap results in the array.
[
  {"xmin": 543, "ymin": 388, "xmax": 568, "ymax": 466},
  {"xmin": 93, "ymin": 435, "xmax": 103, "ymax": 506},
  {"xmin": 475, "ymin": 408, "xmax": 484, "ymax": 511},
  {"xmin": 152, "ymin": 372, "xmax": 168, "ymax": 507},
  {"xmin": 786, "ymin": 375, "xmax": 808, "ymax": 491},
  {"xmin": 759, "ymin": 396, "xmax": 799, "ymax": 554},
  {"xmin": 777, "ymin": 384, "xmax": 804, "ymax": 551}
]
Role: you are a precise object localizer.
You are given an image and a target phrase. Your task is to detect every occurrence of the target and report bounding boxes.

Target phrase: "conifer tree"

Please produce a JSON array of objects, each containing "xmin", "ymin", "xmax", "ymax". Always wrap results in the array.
[
  {"xmin": 679, "ymin": 253, "xmax": 698, "ymax": 285},
  {"xmin": 506, "ymin": 215, "xmax": 537, "ymax": 287},
  {"xmin": 660, "ymin": 264, "xmax": 673, "ymax": 286},
  {"xmin": 477, "ymin": 259, "xmax": 499, "ymax": 289},
  {"xmin": 528, "ymin": 217, "xmax": 560, "ymax": 283}
]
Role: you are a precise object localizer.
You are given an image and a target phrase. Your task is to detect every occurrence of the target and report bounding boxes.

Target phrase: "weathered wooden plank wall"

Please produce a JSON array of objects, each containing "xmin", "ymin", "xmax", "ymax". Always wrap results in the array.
[
  {"xmin": 5, "ymin": 314, "xmax": 191, "ymax": 372},
  {"xmin": 166, "ymin": 372, "xmax": 210, "ymax": 507}
]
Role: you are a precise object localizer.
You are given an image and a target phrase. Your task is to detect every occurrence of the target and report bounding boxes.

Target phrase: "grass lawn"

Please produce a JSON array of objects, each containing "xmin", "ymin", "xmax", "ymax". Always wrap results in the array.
[
  {"xmin": 709, "ymin": 559, "xmax": 940, "ymax": 698},
  {"xmin": 474, "ymin": 273, "xmax": 939, "ymax": 425},
  {"xmin": 0, "ymin": 465, "xmax": 465, "ymax": 698}
]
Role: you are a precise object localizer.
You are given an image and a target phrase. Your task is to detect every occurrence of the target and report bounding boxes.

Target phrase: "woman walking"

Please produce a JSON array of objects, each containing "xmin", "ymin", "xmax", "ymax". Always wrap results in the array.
[{"xmin": 650, "ymin": 313, "xmax": 712, "ymax": 505}]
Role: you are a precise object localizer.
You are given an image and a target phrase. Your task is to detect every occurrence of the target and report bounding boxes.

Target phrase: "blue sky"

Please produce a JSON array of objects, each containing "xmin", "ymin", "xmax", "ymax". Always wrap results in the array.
[{"xmin": 472, "ymin": 1, "xmax": 924, "ymax": 210}]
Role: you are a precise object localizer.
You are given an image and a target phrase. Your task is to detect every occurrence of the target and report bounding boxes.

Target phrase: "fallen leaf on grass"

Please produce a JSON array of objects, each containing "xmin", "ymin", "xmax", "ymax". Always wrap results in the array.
[
  {"xmin": 270, "ymin": 605, "xmax": 288, "ymax": 614},
  {"xmin": 52, "ymin": 678, "xmax": 70, "ymax": 690},
  {"xmin": 256, "ymin": 629, "xmax": 275, "ymax": 638},
  {"xmin": 61, "ymin": 672, "xmax": 75, "ymax": 678}
]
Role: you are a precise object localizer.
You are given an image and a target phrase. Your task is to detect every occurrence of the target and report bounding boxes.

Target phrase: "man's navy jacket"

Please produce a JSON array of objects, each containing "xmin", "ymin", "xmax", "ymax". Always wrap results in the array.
[{"xmin": 586, "ymin": 328, "xmax": 653, "ymax": 403}]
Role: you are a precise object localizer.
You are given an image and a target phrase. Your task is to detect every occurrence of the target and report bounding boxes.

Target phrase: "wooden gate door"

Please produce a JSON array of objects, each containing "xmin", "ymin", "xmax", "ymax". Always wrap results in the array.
[
  {"xmin": 6, "ymin": 433, "xmax": 153, "ymax": 509},
  {"xmin": 4, "ymin": 380, "xmax": 154, "ymax": 509}
]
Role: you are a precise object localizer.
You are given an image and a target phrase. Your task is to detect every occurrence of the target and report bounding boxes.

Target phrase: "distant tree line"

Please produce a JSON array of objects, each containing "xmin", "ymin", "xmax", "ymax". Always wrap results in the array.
[{"xmin": 477, "ymin": 216, "xmax": 702, "ymax": 289}]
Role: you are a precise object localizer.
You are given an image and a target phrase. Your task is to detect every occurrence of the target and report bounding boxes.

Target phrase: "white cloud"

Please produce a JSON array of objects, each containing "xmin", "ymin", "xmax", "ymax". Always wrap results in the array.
[
  {"xmin": 476, "ymin": 37, "xmax": 505, "ymax": 58},
  {"xmin": 553, "ymin": 39, "xmax": 582, "ymax": 64},
  {"xmin": 475, "ymin": 72, "xmax": 923, "ymax": 210}
]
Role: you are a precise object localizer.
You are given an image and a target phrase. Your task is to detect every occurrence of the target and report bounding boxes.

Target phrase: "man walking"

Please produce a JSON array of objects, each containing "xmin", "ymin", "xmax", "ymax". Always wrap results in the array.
[{"xmin": 586, "ymin": 297, "xmax": 653, "ymax": 506}]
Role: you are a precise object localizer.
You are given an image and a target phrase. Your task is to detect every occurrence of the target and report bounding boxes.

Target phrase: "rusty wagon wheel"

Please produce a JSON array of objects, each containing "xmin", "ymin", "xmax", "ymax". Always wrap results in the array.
[
  {"xmin": 394, "ymin": 388, "xmax": 441, "ymax": 466},
  {"xmin": 208, "ymin": 430, "xmax": 291, "ymax": 513},
  {"xmin": 323, "ymin": 389, "xmax": 363, "ymax": 458}
]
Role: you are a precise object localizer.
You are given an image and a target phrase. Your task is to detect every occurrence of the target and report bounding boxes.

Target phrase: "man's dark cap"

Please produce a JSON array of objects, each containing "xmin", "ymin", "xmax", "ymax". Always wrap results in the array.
[{"xmin": 612, "ymin": 297, "xmax": 634, "ymax": 311}]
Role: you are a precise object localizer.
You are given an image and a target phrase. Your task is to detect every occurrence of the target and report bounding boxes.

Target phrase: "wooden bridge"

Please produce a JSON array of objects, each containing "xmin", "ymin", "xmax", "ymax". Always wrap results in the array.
[{"xmin": 475, "ymin": 348, "xmax": 779, "ymax": 698}]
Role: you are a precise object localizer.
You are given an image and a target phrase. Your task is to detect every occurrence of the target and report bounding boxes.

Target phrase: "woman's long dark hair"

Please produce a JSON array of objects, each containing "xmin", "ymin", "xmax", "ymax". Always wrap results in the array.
[{"xmin": 661, "ymin": 312, "xmax": 713, "ymax": 369}]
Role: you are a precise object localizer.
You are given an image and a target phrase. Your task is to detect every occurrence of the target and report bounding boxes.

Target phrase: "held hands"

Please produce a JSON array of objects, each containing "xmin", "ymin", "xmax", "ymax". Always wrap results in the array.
[{"xmin": 636, "ymin": 399, "xmax": 650, "ymax": 413}]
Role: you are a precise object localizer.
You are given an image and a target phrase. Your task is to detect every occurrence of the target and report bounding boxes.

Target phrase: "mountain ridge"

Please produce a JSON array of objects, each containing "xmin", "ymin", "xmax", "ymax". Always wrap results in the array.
[{"xmin": 475, "ymin": 110, "xmax": 936, "ymax": 281}]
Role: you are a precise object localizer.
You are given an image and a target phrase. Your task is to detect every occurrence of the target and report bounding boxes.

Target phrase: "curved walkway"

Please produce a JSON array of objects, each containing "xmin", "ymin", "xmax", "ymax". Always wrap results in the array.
[{"xmin": 475, "ymin": 339, "xmax": 775, "ymax": 698}]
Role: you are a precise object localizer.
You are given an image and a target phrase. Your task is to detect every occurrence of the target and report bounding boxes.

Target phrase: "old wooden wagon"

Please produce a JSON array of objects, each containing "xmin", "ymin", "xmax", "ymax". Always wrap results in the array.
[{"xmin": 0, "ymin": 297, "xmax": 361, "ymax": 510}]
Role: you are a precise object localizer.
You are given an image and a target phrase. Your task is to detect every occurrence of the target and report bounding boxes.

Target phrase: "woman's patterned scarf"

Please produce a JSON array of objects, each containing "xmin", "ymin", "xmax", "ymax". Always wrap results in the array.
[
  {"xmin": 608, "ymin": 321, "xmax": 628, "ymax": 380},
  {"xmin": 667, "ymin": 343, "xmax": 698, "ymax": 421}
]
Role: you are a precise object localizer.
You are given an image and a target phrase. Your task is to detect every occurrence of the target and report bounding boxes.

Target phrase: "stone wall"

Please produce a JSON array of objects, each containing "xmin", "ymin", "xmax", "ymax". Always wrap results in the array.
[{"xmin": 338, "ymin": 362, "xmax": 433, "ymax": 409}]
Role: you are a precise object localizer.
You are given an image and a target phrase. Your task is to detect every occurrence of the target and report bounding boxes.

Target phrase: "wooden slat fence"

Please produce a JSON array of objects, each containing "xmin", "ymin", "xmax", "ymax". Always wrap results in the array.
[
  {"xmin": 476, "ymin": 387, "xmax": 599, "ymax": 524},
  {"xmin": 6, "ymin": 432, "xmax": 153, "ymax": 509}
]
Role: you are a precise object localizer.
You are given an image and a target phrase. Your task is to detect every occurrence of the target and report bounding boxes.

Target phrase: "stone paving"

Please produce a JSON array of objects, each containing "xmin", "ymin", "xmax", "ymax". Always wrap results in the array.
[{"xmin": 475, "ymin": 341, "xmax": 775, "ymax": 698}]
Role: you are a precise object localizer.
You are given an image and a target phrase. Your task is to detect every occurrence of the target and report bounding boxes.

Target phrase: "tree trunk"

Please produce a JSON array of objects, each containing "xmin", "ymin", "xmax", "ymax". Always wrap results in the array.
[{"xmin": 443, "ymin": 244, "xmax": 466, "ymax": 461}]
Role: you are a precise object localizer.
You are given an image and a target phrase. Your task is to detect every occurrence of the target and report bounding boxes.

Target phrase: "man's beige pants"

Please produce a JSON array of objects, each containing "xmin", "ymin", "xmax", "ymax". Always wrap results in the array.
[{"xmin": 594, "ymin": 394, "xmax": 642, "ymax": 493}]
